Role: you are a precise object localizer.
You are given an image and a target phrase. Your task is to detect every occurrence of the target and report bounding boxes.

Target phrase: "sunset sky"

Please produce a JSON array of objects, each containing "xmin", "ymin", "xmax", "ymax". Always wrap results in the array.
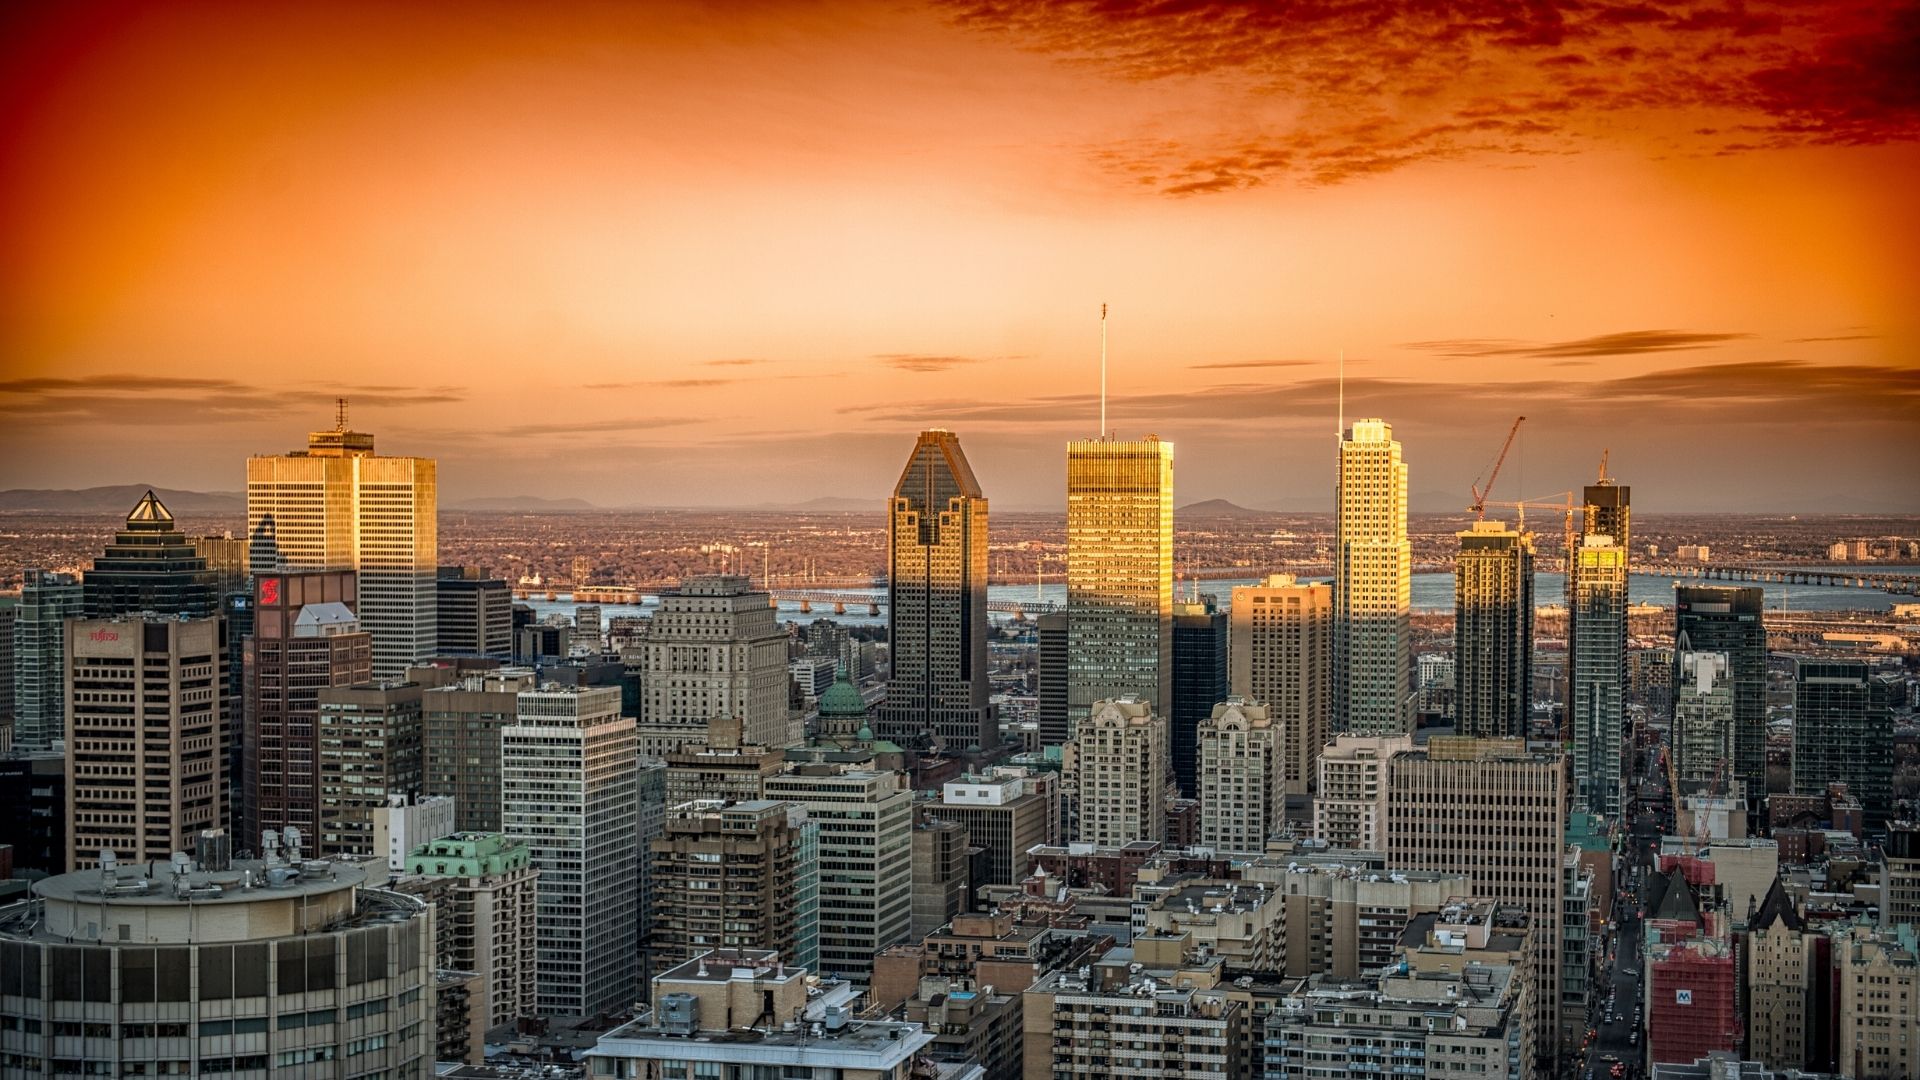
[{"xmin": 2, "ymin": 1, "xmax": 1916, "ymax": 512}]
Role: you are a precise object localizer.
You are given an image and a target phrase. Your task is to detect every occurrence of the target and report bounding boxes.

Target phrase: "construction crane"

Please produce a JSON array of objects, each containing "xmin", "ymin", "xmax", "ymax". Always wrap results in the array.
[
  {"xmin": 1479, "ymin": 491, "xmax": 1579, "ymax": 569},
  {"xmin": 1469, "ymin": 416, "xmax": 1526, "ymax": 519},
  {"xmin": 1597, "ymin": 448, "xmax": 1611, "ymax": 484}
]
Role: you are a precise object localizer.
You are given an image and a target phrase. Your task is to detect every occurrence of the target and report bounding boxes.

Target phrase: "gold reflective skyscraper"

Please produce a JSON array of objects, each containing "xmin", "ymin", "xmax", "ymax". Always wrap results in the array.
[{"xmin": 1065, "ymin": 435, "xmax": 1174, "ymax": 731}]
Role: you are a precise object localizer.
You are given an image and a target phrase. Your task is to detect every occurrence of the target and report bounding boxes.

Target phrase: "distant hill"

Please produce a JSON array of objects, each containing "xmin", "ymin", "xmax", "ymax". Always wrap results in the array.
[
  {"xmin": 0, "ymin": 485, "xmax": 244, "ymax": 514},
  {"xmin": 450, "ymin": 495, "xmax": 597, "ymax": 511},
  {"xmin": 771, "ymin": 496, "xmax": 874, "ymax": 512},
  {"xmin": 1177, "ymin": 498, "xmax": 1268, "ymax": 518}
]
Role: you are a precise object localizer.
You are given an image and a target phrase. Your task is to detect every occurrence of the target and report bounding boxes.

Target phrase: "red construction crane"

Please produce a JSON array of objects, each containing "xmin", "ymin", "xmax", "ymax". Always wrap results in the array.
[{"xmin": 1469, "ymin": 416, "xmax": 1526, "ymax": 519}]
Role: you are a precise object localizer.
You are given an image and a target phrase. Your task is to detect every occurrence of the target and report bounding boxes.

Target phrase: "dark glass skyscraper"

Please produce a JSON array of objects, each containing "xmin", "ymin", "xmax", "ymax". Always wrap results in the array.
[
  {"xmin": 1170, "ymin": 599, "xmax": 1227, "ymax": 798},
  {"xmin": 1674, "ymin": 585, "xmax": 1766, "ymax": 815},
  {"xmin": 1792, "ymin": 658, "xmax": 1893, "ymax": 828},
  {"xmin": 878, "ymin": 429, "xmax": 995, "ymax": 751},
  {"xmin": 1454, "ymin": 521, "xmax": 1535, "ymax": 738},
  {"xmin": 82, "ymin": 490, "xmax": 216, "ymax": 618},
  {"xmin": 1036, "ymin": 612, "xmax": 1069, "ymax": 746}
]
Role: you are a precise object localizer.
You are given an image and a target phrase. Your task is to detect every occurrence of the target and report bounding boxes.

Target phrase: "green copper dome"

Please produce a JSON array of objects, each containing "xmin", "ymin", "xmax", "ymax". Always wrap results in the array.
[{"xmin": 817, "ymin": 663, "xmax": 868, "ymax": 719}]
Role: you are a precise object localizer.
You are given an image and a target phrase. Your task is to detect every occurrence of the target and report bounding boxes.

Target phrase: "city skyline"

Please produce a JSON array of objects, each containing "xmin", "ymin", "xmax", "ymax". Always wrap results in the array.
[{"xmin": 2, "ymin": 3, "xmax": 1917, "ymax": 512}]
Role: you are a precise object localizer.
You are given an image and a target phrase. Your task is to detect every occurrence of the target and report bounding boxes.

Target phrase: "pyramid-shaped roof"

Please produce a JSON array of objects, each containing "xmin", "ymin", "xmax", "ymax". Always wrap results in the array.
[
  {"xmin": 126, "ymin": 489, "xmax": 174, "ymax": 526},
  {"xmin": 1749, "ymin": 875, "xmax": 1801, "ymax": 932}
]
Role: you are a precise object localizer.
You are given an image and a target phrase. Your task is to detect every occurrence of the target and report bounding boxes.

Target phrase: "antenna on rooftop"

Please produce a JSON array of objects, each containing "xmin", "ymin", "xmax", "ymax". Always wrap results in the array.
[
  {"xmin": 1337, "ymin": 347, "xmax": 1345, "ymax": 440},
  {"xmin": 335, "ymin": 397, "xmax": 349, "ymax": 431},
  {"xmin": 1099, "ymin": 303, "xmax": 1109, "ymax": 439}
]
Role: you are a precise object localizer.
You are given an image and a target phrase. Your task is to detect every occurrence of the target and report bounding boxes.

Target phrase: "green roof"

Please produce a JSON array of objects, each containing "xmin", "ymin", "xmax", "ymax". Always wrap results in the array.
[{"xmin": 817, "ymin": 665, "xmax": 868, "ymax": 719}]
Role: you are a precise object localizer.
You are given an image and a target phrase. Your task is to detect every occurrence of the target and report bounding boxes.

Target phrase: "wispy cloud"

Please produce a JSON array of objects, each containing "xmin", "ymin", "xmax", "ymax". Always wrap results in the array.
[
  {"xmin": 584, "ymin": 378, "xmax": 734, "ymax": 390},
  {"xmin": 0, "ymin": 375, "xmax": 465, "ymax": 427},
  {"xmin": 1401, "ymin": 330, "xmax": 1751, "ymax": 360},
  {"xmin": 702, "ymin": 358, "xmax": 767, "ymax": 367},
  {"xmin": 1785, "ymin": 334, "xmax": 1879, "ymax": 343},
  {"xmin": 874, "ymin": 353, "xmax": 1011, "ymax": 373},
  {"xmin": 1188, "ymin": 359, "xmax": 1313, "ymax": 370}
]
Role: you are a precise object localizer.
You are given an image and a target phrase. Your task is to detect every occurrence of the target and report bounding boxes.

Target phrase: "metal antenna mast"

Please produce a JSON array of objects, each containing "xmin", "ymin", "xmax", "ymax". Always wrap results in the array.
[
  {"xmin": 335, "ymin": 397, "xmax": 349, "ymax": 431},
  {"xmin": 1337, "ymin": 348, "xmax": 1345, "ymax": 440},
  {"xmin": 1100, "ymin": 303, "xmax": 1108, "ymax": 439}
]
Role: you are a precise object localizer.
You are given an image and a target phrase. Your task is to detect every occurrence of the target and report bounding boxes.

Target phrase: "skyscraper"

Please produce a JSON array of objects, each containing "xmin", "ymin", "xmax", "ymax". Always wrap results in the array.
[
  {"xmin": 1170, "ymin": 598, "xmax": 1227, "ymax": 797},
  {"xmin": 1570, "ymin": 536, "xmax": 1628, "ymax": 822},
  {"xmin": 82, "ymin": 490, "xmax": 217, "ymax": 618},
  {"xmin": 243, "ymin": 570, "xmax": 372, "ymax": 841},
  {"xmin": 1582, "ymin": 476, "xmax": 1631, "ymax": 558},
  {"xmin": 1229, "ymin": 573, "xmax": 1331, "ymax": 796},
  {"xmin": 1068, "ymin": 697, "xmax": 1168, "ymax": 846},
  {"xmin": 1386, "ymin": 737, "xmax": 1567, "ymax": 1066},
  {"xmin": 877, "ymin": 429, "xmax": 995, "ymax": 751},
  {"xmin": 1675, "ymin": 585, "xmax": 1766, "ymax": 813},
  {"xmin": 247, "ymin": 408, "xmax": 437, "ymax": 679},
  {"xmin": 1792, "ymin": 659, "xmax": 1894, "ymax": 829},
  {"xmin": 1196, "ymin": 698, "xmax": 1283, "ymax": 853},
  {"xmin": 435, "ymin": 566, "xmax": 513, "ymax": 660},
  {"xmin": 636, "ymin": 574, "xmax": 791, "ymax": 756},
  {"xmin": 1066, "ymin": 436, "xmax": 1174, "ymax": 732},
  {"xmin": 1454, "ymin": 520, "xmax": 1535, "ymax": 739},
  {"xmin": 12, "ymin": 570, "xmax": 83, "ymax": 751},
  {"xmin": 421, "ymin": 666, "xmax": 539, "ymax": 832},
  {"xmin": 1035, "ymin": 611, "xmax": 1069, "ymax": 746},
  {"xmin": 649, "ymin": 799, "xmax": 819, "ymax": 972},
  {"xmin": 763, "ymin": 764, "xmax": 912, "ymax": 985},
  {"xmin": 316, "ymin": 679, "xmax": 426, "ymax": 856},
  {"xmin": 502, "ymin": 685, "xmax": 639, "ymax": 1017},
  {"xmin": 1672, "ymin": 651, "xmax": 1734, "ymax": 792},
  {"xmin": 64, "ymin": 613, "xmax": 228, "ymax": 868},
  {"xmin": 1334, "ymin": 419, "xmax": 1411, "ymax": 736}
]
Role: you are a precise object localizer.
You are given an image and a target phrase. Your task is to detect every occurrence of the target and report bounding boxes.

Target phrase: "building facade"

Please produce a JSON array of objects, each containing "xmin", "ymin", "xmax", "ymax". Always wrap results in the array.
[
  {"xmin": 1453, "ymin": 520, "xmax": 1535, "ymax": 739},
  {"xmin": 1035, "ymin": 612, "xmax": 1069, "ymax": 746},
  {"xmin": 12, "ymin": 570, "xmax": 83, "ymax": 752},
  {"xmin": 1065, "ymin": 436, "xmax": 1174, "ymax": 732},
  {"xmin": 924, "ymin": 769, "xmax": 1059, "ymax": 887},
  {"xmin": 1792, "ymin": 658, "xmax": 1894, "ymax": 829},
  {"xmin": 1170, "ymin": 599, "xmax": 1228, "ymax": 798},
  {"xmin": 1313, "ymin": 735, "xmax": 1412, "ymax": 852},
  {"xmin": 649, "ymin": 799, "xmax": 819, "ymax": 972},
  {"xmin": 242, "ymin": 571, "xmax": 371, "ymax": 843},
  {"xmin": 1069, "ymin": 697, "xmax": 1168, "ymax": 847},
  {"xmin": 1673, "ymin": 651, "xmax": 1736, "ymax": 793},
  {"xmin": 1674, "ymin": 586, "xmax": 1767, "ymax": 814},
  {"xmin": 762, "ymin": 765, "xmax": 913, "ymax": 986},
  {"xmin": 1197, "ymin": 699, "xmax": 1284, "ymax": 854},
  {"xmin": 1229, "ymin": 574, "xmax": 1331, "ymax": 796},
  {"xmin": 315, "ymin": 680, "xmax": 425, "ymax": 856},
  {"xmin": 64, "ymin": 614, "xmax": 228, "ymax": 868},
  {"xmin": 501, "ymin": 685, "xmax": 639, "ymax": 1017},
  {"xmin": 433, "ymin": 567, "xmax": 512, "ymax": 660},
  {"xmin": 1570, "ymin": 535, "xmax": 1628, "ymax": 821},
  {"xmin": 81, "ymin": 490, "xmax": 217, "ymax": 619},
  {"xmin": 878, "ymin": 429, "xmax": 995, "ymax": 751},
  {"xmin": 404, "ymin": 832, "xmax": 539, "ymax": 1028},
  {"xmin": 0, "ymin": 857, "xmax": 435, "ymax": 1079},
  {"xmin": 420, "ymin": 666, "xmax": 537, "ymax": 832},
  {"xmin": 636, "ymin": 575, "xmax": 791, "ymax": 755},
  {"xmin": 247, "ymin": 415, "xmax": 437, "ymax": 679},
  {"xmin": 1334, "ymin": 419, "xmax": 1411, "ymax": 736}
]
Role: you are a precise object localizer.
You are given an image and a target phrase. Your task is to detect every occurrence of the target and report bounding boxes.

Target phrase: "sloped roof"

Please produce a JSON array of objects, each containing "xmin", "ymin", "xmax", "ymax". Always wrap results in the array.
[{"xmin": 126, "ymin": 489, "xmax": 175, "ymax": 526}]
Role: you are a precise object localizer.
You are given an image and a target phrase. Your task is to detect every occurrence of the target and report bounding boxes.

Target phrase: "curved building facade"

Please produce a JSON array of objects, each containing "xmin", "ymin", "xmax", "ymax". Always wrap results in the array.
[{"xmin": 0, "ymin": 855, "xmax": 434, "ymax": 1079}]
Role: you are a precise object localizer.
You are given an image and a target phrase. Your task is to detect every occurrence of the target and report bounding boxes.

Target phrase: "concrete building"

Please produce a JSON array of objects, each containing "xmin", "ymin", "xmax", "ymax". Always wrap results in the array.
[
  {"xmin": 635, "ymin": 575, "xmax": 791, "ymax": 755},
  {"xmin": 502, "ymin": 685, "xmax": 639, "ymax": 1017},
  {"xmin": 0, "ymin": 856, "xmax": 435, "ymax": 1078},
  {"xmin": 1263, "ymin": 912, "xmax": 1534, "ymax": 1080},
  {"xmin": 243, "ymin": 570, "xmax": 371, "ymax": 842},
  {"xmin": 649, "ymin": 799, "xmax": 818, "ymax": 972},
  {"xmin": 404, "ymin": 832, "xmax": 540, "ymax": 1028},
  {"xmin": 1675, "ymin": 586, "xmax": 1768, "ymax": 815},
  {"xmin": 1229, "ymin": 574, "xmax": 1331, "ymax": 797},
  {"xmin": 1197, "ymin": 698, "xmax": 1284, "ymax": 854},
  {"xmin": 901, "ymin": 974, "xmax": 1024, "ymax": 1080},
  {"xmin": 1023, "ymin": 932, "xmax": 1242, "ymax": 1080},
  {"xmin": 64, "ymin": 614, "xmax": 228, "ymax": 869},
  {"xmin": 370, "ymin": 793, "xmax": 456, "ymax": 871},
  {"xmin": 1743, "ymin": 878, "xmax": 1829, "ymax": 1072},
  {"xmin": 1066, "ymin": 435, "xmax": 1174, "ymax": 732},
  {"xmin": 0, "ymin": 751, "xmax": 66, "ymax": 875},
  {"xmin": 763, "ymin": 764, "xmax": 913, "ymax": 986},
  {"xmin": 1385, "ymin": 737, "xmax": 1566, "ymax": 1065},
  {"xmin": 923, "ymin": 769, "xmax": 1060, "ymax": 887},
  {"xmin": 585, "ymin": 951, "xmax": 933, "ymax": 1080},
  {"xmin": 1068, "ymin": 697, "xmax": 1168, "ymax": 846},
  {"xmin": 1792, "ymin": 658, "xmax": 1894, "ymax": 829},
  {"xmin": 81, "ymin": 490, "xmax": 217, "ymax": 619},
  {"xmin": 1240, "ymin": 857, "xmax": 1473, "ymax": 979},
  {"xmin": 879, "ymin": 429, "xmax": 996, "ymax": 751},
  {"xmin": 316, "ymin": 679, "xmax": 425, "ymax": 856},
  {"xmin": 1888, "ymin": 822, "xmax": 1920, "ymax": 930},
  {"xmin": 1674, "ymin": 650, "xmax": 1737, "ymax": 793},
  {"xmin": 661, "ymin": 714, "xmax": 786, "ymax": 806},
  {"xmin": 434, "ymin": 567, "xmax": 512, "ymax": 660},
  {"xmin": 1571, "ymin": 535, "xmax": 1629, "ymax": 822},
  {"xmin": 247, "ymin": 412, "xmax": 437, "ymax": 679},
  {"xmin": 1142, "ymin": 879, "xmax": 1286, "ymax": 971},
  {"xmin": 1313, "ymin": 734, "xmax": 1412, "ymax": 852},
  {"xmin": 420, "ymin": 666, "xmax": 538, "ymax": 832},
  {"xmin": 1454, "ymin": 520, "xmax": 1535, "ymax": 739},
  {"xmin": 1170, "ymin": 598, "xmax": 1228, "ymax": 798},
  {"xmin": 912, "ymin": 818, "xmax": 973, "ymax": 939},
  {"xmin": 12, "ymin": 570, "xmax": 83, "ymax": 752},
  {"xmin": 1834, "ymin": 924, "xmax": 1920, "ymax": 1080},
  {"xmin": 1334, "ymin": 418, "xmax": 1411, "ymax": 736}
]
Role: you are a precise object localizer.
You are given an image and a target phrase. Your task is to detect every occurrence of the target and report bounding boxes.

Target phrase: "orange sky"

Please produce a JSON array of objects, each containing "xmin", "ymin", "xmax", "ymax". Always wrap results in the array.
[{"xmin": 2, "ymin": 0, "xmax": 1916, "ymax": 511}]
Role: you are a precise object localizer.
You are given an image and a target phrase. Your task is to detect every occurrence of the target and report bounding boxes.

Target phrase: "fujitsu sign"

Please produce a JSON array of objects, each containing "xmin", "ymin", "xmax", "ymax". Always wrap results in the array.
[{"xmin": 89, "ymin": 628, "xmax": 120, "ymax": 642}]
